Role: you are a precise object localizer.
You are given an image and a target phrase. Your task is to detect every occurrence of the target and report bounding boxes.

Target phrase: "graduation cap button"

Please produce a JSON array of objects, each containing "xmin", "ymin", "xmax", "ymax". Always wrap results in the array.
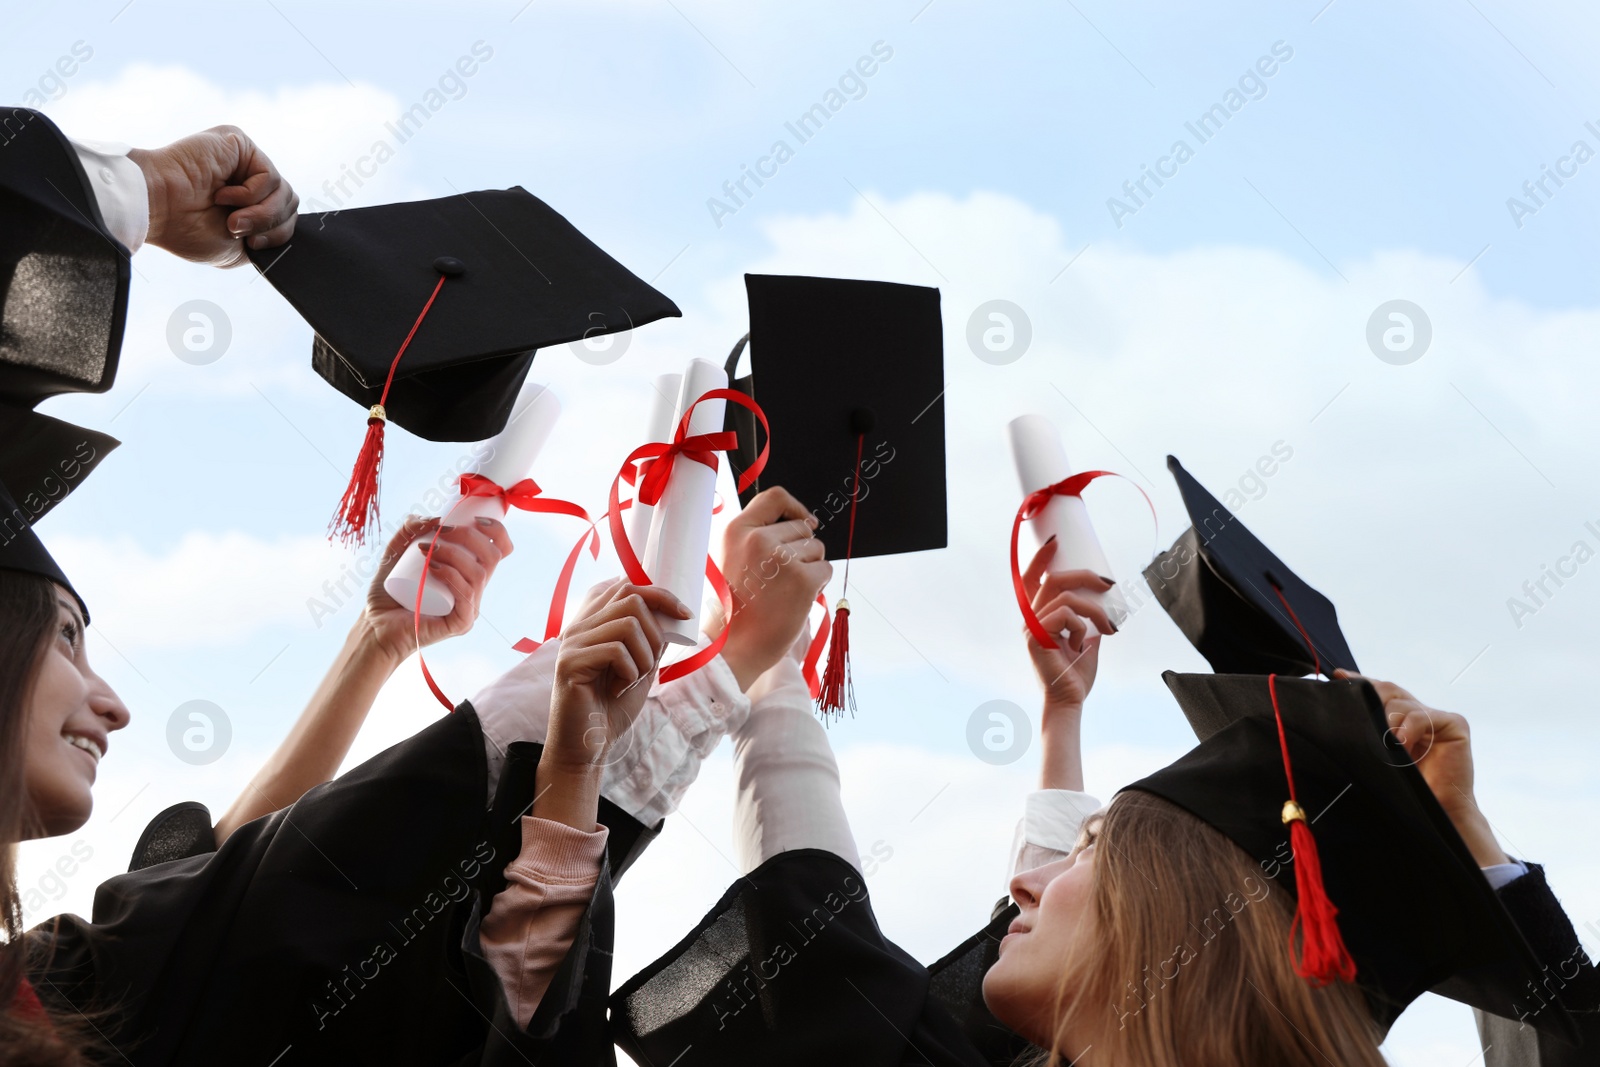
[{"xmin": 432, "ymin": 256, "xmax": 466, "ymax": 277}]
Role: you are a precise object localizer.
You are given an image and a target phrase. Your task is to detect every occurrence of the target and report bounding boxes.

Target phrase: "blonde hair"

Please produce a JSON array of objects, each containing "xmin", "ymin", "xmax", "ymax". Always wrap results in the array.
[{"xmin": 1041, "ymin": 790, "xmax": 1387, "ymax": 1067}]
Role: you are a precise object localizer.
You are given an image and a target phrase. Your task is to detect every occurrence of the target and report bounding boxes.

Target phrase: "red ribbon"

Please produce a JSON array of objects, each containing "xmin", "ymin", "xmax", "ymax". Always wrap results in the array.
[
  {"xmin": 604, "ymin": 388, "xmax": 770, "ymax": 684},
  {"xmin": 511, "ymin": 522, "xmax": 603, "ymax": 656},
  {"xmin": 414, "ymin": 474, "xmax": 594, "ymax": 711},
  {"xmin": 803, "ymin": 592, "xmax": 830, "ymax": 699},
  {"xmin": 1009, "ymin": 470, "xmax": 1155, "ymax": 650}
]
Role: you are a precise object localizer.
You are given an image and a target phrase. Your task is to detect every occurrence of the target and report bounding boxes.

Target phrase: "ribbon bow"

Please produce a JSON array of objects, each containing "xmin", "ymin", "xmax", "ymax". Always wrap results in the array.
[
  {"xmin": 458, "ymin": 472, "xmax": 590, "ymax": 522},
  {"xmin": 634, "ymin": 430, "xmax": 740, "ymax": 508},
  {"xmin": 1009, "ymin": 470, "xmax": 1154, "ymax": 650}
]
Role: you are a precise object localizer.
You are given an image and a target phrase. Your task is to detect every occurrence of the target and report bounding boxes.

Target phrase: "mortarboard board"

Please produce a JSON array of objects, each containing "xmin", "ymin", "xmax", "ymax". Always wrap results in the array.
[
  {"xmin": 247, "ymin": 187, "xmax": 681, "ymax": 541},
  {"xmin": 1, "ymin": 108, "xmax": 131, "ymax": 407},
  {"xmin": 1143, "ymin": 455, "xmax": 1358, "ymax": 676},
  {"xmin": 0, "ymin": 408, "xmax": 116, "ymax": 621},
  {"xmin": 721, "ymin": 274, "xmax": 947, "ymax": 717},
  {"xmin": 1126, "ymin": 671, "xmax": 1577, "ymax": 1042},
  {"xmin": 724, "ymin": 273, "xmax": 946, "ymax": 561}
]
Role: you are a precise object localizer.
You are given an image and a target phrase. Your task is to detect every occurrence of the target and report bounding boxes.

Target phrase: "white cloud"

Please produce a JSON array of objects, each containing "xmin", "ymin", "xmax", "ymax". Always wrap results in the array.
[{"xmin": 49, "ymin": 530, "xmax": 351, "ymax": 650}]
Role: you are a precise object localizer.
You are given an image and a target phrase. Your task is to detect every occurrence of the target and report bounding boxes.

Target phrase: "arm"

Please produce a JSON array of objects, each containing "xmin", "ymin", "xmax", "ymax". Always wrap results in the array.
[
  {"xmin": 1009, "ymin": 540, "xmax": 1112, "ymax": 876},
  {"xmin": 480, "ymin": 583, "xmax": 687, "ymax": 1027},
  {"xmin": 731, "ymin": 627, "xmax": 860, "ymax": 872},
  {"xmin": 214, "ymin": 516, "xmax": 510, "ymax": 842}
]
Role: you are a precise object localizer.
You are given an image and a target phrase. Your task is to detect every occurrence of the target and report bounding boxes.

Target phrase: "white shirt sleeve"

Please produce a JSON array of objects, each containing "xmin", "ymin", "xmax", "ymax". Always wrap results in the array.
[
  {"xmin": 730, "ymin": 629, "xmax": 860, "ymax": 874},
  {"xmin": 467, "ymin": 578, "xmax": 751, "ymax": 822},
  {"xmin": 1481, "ymin": 859, "xmax": 1530, "ymax": 891},
  {"xmin": 1008, "ymin": 789, "xmax": 1103, "ymax": 881},
  {"xmin": 69, "ymin": 138, "xmax": 148, "ymax": 253}
]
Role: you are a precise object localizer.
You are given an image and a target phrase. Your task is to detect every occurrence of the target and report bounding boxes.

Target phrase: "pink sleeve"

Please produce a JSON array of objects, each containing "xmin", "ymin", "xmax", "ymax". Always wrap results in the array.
[{"xmin": 479, "ymin": 816, "xmax": 609, "ymax": 1028}]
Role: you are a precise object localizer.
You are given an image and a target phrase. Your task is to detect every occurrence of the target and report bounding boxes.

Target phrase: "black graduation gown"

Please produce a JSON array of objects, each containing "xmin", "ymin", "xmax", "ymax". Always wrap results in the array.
[
  {"xmin": 24, "ymin": 704, "xmax": 651, "ymax": 1066},
  {"xmin": 608, "ymin": 849, "xmax": 1041, "ymax": 1067},
  {"xmin": 1467, "ymin": 864, "xmax": 1598, "ymax": 1066}
]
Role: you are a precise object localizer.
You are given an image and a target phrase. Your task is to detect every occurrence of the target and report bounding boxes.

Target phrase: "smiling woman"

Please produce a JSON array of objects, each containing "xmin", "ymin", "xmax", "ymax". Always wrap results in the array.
[{"xmin": 0, "ymin": 570, "xmax": 113, "ymax": 1064}]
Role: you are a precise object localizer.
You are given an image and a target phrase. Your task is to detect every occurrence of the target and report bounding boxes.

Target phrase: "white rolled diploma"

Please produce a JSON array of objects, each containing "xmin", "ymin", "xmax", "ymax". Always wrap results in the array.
[
  {"xmin": 1007, "ymin": 413, "xmax": 1130, "ymax": 636},
  {"xmin": 383, "ymin": 383, "xmax": 563, "ymax": 616},
  {"xmin": 642, "ymin": 358, "xmax": 727, "ymax": 646},
  {"xmin": 628, "ymin": 372, "xmax": 684, "ymax": 550}
]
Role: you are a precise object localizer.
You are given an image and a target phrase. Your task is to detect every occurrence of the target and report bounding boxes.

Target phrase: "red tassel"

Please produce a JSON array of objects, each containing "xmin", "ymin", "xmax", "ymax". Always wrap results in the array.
[
  {"xmin": 328, "ymin": 407, "xmax": 386, "ymax": 545},
  {"xmin": 816, "ymin": 599, "xmax": 854, "ymax": 720},
  {"xmin": 1285, "ymin": 812, "xmax": 1358, "ymax": 984},
  {"xmin": 1267, "ymin": 673, "xmax": 1357, "ymax": 986}
]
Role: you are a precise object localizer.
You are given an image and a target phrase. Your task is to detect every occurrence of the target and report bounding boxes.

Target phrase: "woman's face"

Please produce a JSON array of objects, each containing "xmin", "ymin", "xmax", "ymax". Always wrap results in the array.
[
  {"xmin": 23, "ymin": 586, "xmax": 131, "ymax": 838},
  {"xmin": 982, "ymin": 815, "xmax": 1103, "ymax": 1049}
]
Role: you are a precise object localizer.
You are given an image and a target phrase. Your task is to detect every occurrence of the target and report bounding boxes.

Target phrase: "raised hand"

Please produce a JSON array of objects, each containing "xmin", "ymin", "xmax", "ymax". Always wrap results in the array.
[
  {"xmin": 362, "ymin": 516, "xmax": 512, "ymax": 665},
  {"xmin": 129, "ymin": 125, "xmax": 297, "ymax": 266},
  {"xmin": 1334, "ymin": 669, "xmax": 1510, "ymax": 867},
  {"xmin": 536, "ymin": 583, "xmax": 691, "ymax": 831},
  {"xmin": 1020, "ymin": 537, "xmax": 1115, "ymax": 709},
  {"xmin": 714, "ymin": 486, "xmax": 833, "ymax": 691}
]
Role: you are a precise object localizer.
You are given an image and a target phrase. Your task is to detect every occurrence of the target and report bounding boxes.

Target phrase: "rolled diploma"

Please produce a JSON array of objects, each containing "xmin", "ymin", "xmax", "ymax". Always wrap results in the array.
[
  {"xmin": 628, "ymin": 372, "xmax": 683, "ymax": 550},
  {"xmin": 642, "ymin": 358, "xmax": 727, "ymax": 646},
  {"xmin": 383, "ymin": 383, "xmax": 562, "ymax": 616},
  {"xmin": 1007, "ymin": 413, "xmax": 1130, "ymax": 635}
]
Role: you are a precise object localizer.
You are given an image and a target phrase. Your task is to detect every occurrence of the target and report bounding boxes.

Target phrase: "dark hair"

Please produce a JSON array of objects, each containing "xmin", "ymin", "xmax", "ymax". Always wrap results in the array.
[{"xmin": 0, "ymin": 569, "xmax": 87, "ymax": 1063}]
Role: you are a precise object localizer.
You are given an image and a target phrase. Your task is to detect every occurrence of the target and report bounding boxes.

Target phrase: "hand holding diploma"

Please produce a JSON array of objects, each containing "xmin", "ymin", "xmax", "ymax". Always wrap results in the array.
[
  {"xmin": 385, "ymin": 382, "xmax": 562, "ymax": 616},
  {"xmin": 1008, "ymin": 414, "xmax": 1131, "ymax": 639},
  {"xmin": 366, "ymin": 515, "xmax": 513, "ymax": 662},
  {"xmin": 536, "ymin": 583, "xmax": 691, "ymax": 832}
]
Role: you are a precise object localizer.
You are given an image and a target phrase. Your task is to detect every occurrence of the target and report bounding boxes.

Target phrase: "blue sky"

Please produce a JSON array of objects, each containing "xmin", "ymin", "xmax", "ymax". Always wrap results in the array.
[{"xmin": 10, "ymin": 2, "xmax": 1600, "ymax": 1062}]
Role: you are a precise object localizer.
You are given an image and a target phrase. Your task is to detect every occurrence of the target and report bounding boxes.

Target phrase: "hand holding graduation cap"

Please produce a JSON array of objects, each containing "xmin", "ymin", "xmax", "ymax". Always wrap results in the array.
[
  {"xmin": 714, "ymin": 487, "xmax": 833, "ymax": 691},
  {"xmin": 1334, "ymin": 669, "xmax": 1511, "ymax": 869},
  {"xmin": 129, "ymin": 125, "xmax": 298, "ymax": 267}
]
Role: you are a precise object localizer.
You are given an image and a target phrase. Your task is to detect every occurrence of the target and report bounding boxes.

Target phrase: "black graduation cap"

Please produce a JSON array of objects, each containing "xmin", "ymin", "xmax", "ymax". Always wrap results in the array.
[
  {"xmin": 722, "ymin": 273, "xmax": 946, "ymax": 561},
  {"xmin": 720, "ymin": 274, "xmax": 946, "ymax": 717},
  {"xmin": 1126, "ymin": 671, "xmax": 1577, "ymax": 1042},
  {"xmin": 248, "ymin": 187, "xmax": 680, "ymax": 443},
  {"xmin": 0, "ymin": 407, "xmax": 115, "ymax": 622},
  {"xmin": 1, "ymin": 107, "xmax": 131, "ymax": 406},
  {"xmin": 1143, "ymin": 455, "xmax": 1357, "ymax": 676}
]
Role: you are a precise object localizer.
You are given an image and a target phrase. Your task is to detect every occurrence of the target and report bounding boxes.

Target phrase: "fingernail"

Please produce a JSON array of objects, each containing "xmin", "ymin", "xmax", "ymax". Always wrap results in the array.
[
  {"xmin": 474, "ymin": 516, "xmax": 495, "ymax": 527},
  {"xmin": 1043, "ymin": 535, "xmax": 1057, "ymax": 545},
  {"xmin": 1098, "ymin": 574, "xmax": 1116, "ymax": 585},
  {"xmin": 230, "ymin": 219, "xmax": 252, "ymax": 235}
]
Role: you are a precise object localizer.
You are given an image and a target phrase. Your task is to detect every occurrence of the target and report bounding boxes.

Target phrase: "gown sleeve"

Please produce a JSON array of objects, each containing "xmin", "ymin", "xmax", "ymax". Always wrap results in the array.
[
  {"xmin": 609, "ymin": 639, "xmax": 1023, "ymax": 1067},
  {"xmin": 1468, "ymin": 863, "xmax": 1598, "ymax": 1066},
  {"xmin": 24, "ymin": 706, "xmax": 634, "ymax": 1067}
]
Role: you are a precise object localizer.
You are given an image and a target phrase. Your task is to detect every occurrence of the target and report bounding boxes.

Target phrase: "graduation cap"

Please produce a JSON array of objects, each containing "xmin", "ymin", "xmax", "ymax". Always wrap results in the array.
[
  {"xmin": 1125, "ymin": 671, "xmax": 1577, "ymax": 1042},
  {"xmin": 248, "ymin": 187, "xmax": 681, "ymax": 543},
  {"xmin": 1143, "ymin": 455, "xmax": 1357, "ymax": 676},
  {"xmin": 722, "ymin": 274, "xmax": 947, "ymax": 716},
  {"xmin": 1, "ymin": 107, "xmax": 131, "ymax": 406},
  {"xmin": 0, "ymin": 408, "xmax": 116, "ymax": 622}
]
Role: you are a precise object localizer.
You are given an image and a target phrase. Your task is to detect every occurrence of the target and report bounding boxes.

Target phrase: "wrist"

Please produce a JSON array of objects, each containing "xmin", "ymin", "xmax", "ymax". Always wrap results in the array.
[
  {"xmin": 719, "ymin": 641, "xmax": 763, "ymax": 692},
  {"xmin": 1442, "ymin": 796, "xmax": 1510, "ymax": 868},
  {"xmin": 126, "ymin": 147, "xmax": 169, "ymax": 249},
  {"xmin": 349, "ymin": 615, "xmax": 405, "ymax": 673},
  {"xmin": 532, "ymin": 754, "xmax": 603, "ymax": 831}
]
